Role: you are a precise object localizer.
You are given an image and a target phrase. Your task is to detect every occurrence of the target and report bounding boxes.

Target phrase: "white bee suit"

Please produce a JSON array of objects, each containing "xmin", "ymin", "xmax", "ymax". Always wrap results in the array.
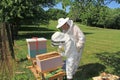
[
  {"xmin": 64, "ymin": 35, "xmax": 78, "ymax": 79},
  {"xmin": 51, "ymin": 31, "xmax": 82, "ymax": 79},
  {"xmin": 66, "ymin": 20, "xmax": 85, "ymax": 79}
]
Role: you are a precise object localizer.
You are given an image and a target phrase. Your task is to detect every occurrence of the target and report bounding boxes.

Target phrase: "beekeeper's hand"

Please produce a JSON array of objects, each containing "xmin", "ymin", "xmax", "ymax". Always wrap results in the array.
[
  {"xmin": 58, "ymin": 45, "xmax": 65, "ymax": 56},
  {"xmin": 76, "ymin": 43, "xmax": 83, "ymax": 52}
]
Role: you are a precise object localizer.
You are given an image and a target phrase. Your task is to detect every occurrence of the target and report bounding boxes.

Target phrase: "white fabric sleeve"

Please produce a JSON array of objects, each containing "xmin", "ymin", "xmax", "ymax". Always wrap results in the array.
[
  {"xmin": 64, "ymin": 39, "xmax": 73, "ymax": 57},
  {"xmin": 76, "ymin": 27, "xmax": 85, "ymax": 49}
]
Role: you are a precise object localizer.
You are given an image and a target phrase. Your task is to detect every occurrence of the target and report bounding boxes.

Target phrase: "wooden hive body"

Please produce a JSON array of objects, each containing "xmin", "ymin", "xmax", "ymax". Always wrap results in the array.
[
  {"xmin": 36, "ymin": 51, "xmax": 63, "ymax": 73},
  {"xmin": 26, "ymin": 38, "xmax": 47, "ymax": 58}
]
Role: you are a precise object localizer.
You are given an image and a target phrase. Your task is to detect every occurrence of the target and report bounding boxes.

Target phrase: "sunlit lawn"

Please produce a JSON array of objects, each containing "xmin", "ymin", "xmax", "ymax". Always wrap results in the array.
[{"xmin": 13, "ymin": 20, "xmax": 120, "ymax": 80}]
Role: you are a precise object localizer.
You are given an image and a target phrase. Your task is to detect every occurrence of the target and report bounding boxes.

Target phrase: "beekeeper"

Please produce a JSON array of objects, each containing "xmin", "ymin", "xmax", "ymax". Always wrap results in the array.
[
  {"xmin": 51, "ymin": 18, "xmax": 85, "ymax": 80},
  {"xmin": 51, "ymin": 32, "xmax": 77, "ymax": 80}
]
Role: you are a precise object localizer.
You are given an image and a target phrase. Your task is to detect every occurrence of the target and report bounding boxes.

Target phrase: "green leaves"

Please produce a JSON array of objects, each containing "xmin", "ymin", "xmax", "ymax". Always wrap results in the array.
[
  {"xmin": 65, "ymin": 0, "xmax": 120, "ymax": 29},
  {"xmin": 62, "ymin": 0, "xmax": 71, "ymax": 9},
  {"xmin": 46, "ymin": 8, "xmax": 67, "ymax": 20},
  {"xmin": 0, "ymin": 0, "xmax": 55, "ymax": 24}
]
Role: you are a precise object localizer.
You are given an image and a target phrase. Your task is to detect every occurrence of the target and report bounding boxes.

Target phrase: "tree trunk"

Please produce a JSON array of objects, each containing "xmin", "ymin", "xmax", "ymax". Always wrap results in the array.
[
  {"xmin": 5, "ymin": 23, "xmax": 15, "ymax": 59},
  {"xmin": 10, "ymin": 23, "xmax": 14, "ymax": 45},
  {"xmin": 13, "ymin": 22, "xmax": 19, "ymax": 39},
  {"xmin": 0, "ymin": 23, "xmax": 2, "ymax": 60},
  {"xmin": 0, "ymin": 23, "xmax": 14, "ymax": 80}
]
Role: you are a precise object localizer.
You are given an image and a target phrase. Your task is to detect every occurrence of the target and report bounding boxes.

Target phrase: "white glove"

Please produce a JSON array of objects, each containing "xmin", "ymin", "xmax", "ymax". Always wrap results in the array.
[
  {"xmin": 76, "ymin": 43, "xmax": 83, "ymax": 52},
  {"xmin": 58, "ymin": 45, "xmax": 62, "ymax": 49},
  {"xmin": 58, "ymin": 45, "xmax": 65, "ymax": 56}
]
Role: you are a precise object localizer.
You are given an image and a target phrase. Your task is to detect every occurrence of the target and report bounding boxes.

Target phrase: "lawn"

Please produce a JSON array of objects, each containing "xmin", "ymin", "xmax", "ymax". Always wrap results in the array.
[{"xmin": 13, "ymin": 20, "xmax": 120, "ymax": 80}]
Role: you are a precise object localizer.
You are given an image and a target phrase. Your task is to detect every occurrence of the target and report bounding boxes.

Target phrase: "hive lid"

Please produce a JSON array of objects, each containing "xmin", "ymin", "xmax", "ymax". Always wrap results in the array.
[{"xmin": 26, "ymin": 37, "xmax": 47, "ymax": 42}]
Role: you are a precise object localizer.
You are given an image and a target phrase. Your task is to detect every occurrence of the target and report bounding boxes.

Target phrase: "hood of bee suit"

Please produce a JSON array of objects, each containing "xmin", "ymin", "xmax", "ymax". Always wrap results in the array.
[
  {"xmin": 56, "ymin": 18, "xmax": 69, "ymax": 29},
  {"xmin": 67, "ymin": 19, "xmax": 73, "ymax": 28},
  {"xmin": 65, "ymin": 19, "xmax": 74, "ymax": 34}
]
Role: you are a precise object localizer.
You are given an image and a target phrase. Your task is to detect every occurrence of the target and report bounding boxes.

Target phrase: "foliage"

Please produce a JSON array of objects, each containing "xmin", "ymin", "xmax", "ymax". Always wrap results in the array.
[
  {"xmin": 60, "ymin": 0, "xmax": 120, "ymax": 29},
  {"xmin": 0, "ymin": 0, "xmax": 57, "ymax": 40},
  {"xmin": 0, "ymin": 0, "xmax": 56, "ymax": 24},
  {"xmin": 105, "ymin": 8, "xmax": 120, "ymax": 29},
  {"xmin": 68, "ymin": 2, "xmax": 81, "ymax": 21},
  {"xmin": 46, "ymin": 8, "xmax": 68, "ymax": 20}
]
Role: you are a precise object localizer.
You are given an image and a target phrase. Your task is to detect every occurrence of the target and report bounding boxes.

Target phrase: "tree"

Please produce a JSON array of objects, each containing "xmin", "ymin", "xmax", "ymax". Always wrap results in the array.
[
  {"xmin": 105, "ymin": 8, "xmax": 120, "ymax": 29},
  {"xmin": 0, "ymin": 0, "xmax": 56, "ymax": 37},
  {"xmin": 46, "ymin": 8, "xmax": 67, "ymax": 20},
  {"xmin": 0, "ymin": 0, "xmax": 56, "ymax": 80},
  {"xmin": 0, "ymin": 0, "xmax": 56, "ymax": 58}
]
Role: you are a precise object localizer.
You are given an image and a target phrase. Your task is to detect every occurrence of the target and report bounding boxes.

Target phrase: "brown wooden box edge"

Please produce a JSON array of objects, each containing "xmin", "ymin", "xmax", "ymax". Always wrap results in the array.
[{"xmin": 36, "ymin": 51, "xmax": 64, "ymax": 73}]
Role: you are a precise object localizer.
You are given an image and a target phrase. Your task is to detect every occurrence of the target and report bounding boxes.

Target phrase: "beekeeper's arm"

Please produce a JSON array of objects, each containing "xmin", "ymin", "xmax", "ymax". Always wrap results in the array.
[
  {"xmin": 76, "ymin": 27, "xmax": 85, "ymax": 50},
  {"xmin": 65, "ymin": 39, "xmax": 73, "ymax": 57},
  {"xmin": 58, "ymin": 43, "xmax": 65, "ymax": 56},
  {"xmin": 59, "ymin": 39, "xmax": 72, "ymax": 57}
]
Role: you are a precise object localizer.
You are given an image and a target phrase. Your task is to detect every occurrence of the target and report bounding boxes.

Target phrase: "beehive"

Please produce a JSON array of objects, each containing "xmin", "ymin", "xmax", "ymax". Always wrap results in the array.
[
  {"xmin": 36, "ymin": 51, "xmax": 63, "ymax": 73},
  {"xmin": 26, "ymin": 37, "xmax": 47, "ymax": 58}
]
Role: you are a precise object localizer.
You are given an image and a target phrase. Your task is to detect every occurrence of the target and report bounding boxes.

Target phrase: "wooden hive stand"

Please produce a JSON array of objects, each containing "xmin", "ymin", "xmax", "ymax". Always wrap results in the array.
[
  {"xmin": 35, "ymin": 65, "xmax": 66, "ymax": 80},
  {"xmin": 27, "ymin": 55, "xmax": 42, "ymax": 80},
  {"xmin": 27, "ymin": 61, "xmax": 66, "ymax": 80}
]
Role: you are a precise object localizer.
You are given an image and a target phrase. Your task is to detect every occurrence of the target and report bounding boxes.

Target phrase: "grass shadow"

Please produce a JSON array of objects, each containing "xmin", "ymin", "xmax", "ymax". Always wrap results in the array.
[
  {"xmin": 83, "ymin": 32, "xmax": 93, "ymax": 35},
  {"xmin": 18, "ymin": 31, "xmax": 93, "ymax": 40},
  {"xmin": 16, "ymin": 26, "xmax": 56, "ymax": 40},
  {"xmin": 96, "ymin": 51, "xmax": 120, "ymax": 75},
  {"xmin": 74, "ymin": 63, "xmax": 106, "ymax": 80},
  {"xmin": 19, "ymin": 26, "xmax": 54, "ymax": 31},
  {"xmin": 17, "ymin": 26, "xmax": 93, "ymax": 40},
  {"xmin": 18, "ymin": 32, "xmax": 55, "ymax": 40},
  {"xmin": 17, "ymin": 58, "xmax": 28, "ymax": 63}
]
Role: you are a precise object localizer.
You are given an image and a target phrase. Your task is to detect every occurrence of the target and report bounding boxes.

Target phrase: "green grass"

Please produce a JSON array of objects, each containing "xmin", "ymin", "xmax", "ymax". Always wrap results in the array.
[{"xmin": 13, "ymin": 20, "xmax": 120, "ymax": 80}]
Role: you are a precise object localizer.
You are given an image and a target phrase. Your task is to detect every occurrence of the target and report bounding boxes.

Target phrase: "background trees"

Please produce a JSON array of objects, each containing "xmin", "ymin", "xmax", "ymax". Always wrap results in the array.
[
  {"xmin": 46, "ymin": 8, "xmax": 67, "ymax": 20},
  {"xmin": 60, "ymin": 0, "xmax": 120, "ymax": 29}
]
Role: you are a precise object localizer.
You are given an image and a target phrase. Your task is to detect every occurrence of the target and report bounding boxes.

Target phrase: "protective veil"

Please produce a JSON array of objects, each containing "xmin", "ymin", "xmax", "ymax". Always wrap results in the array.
[{"xmin": 51, "ymin": 31, "xmax": 80, "ymax": 79}]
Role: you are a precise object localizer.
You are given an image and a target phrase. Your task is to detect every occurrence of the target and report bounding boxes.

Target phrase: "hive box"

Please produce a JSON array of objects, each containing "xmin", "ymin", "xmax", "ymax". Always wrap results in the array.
[
  {"xmin": 36, "ymin": 51, "xmax": 63, "ymax": 73},
  {"xmin": 26, "ymin": 37, "xmax": 47, "ymax": 58}
]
